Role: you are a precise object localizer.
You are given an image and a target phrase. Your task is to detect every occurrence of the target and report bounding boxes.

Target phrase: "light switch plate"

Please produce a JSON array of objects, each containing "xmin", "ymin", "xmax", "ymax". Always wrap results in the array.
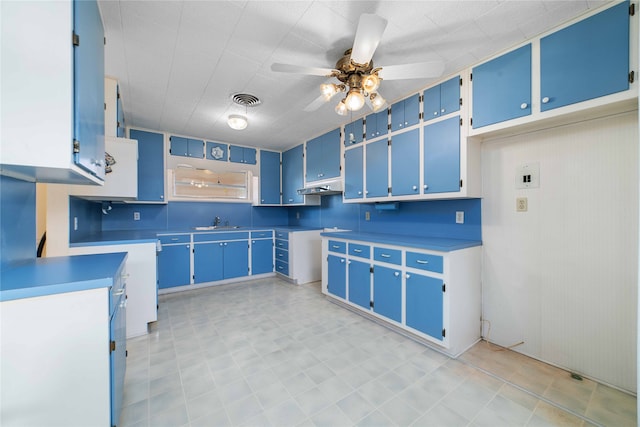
[
  {"xmin": 515, "ymin": 162, "xmax": 540, "ymax": 189},
  {"xmin": 456, "ymin": 211, "xmax": 464, "ymax": 224}
]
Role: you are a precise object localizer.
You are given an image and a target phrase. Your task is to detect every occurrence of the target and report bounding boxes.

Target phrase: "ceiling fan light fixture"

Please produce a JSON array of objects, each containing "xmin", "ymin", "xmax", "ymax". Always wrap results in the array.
[
  {"xmin": 335, "ymin": 99, "xmax": 348, "ymax": 116},
  {"xmin": 321, "ymin": 83, "xmax": 339, "ymax": 99},
  {"xmin": 227, "ymin": 114, "xmax": 248, "ymax": 130},
  {"xmin": 362, "ymin": 73, "xmax": 380, "ymax": 93},
  {"xmin": 345, "ymin": 89, "xmax": 365, "ymax": 111},
  {"xmin": 370, "ymin": 92, "xmax": 386, "ymax": 111}
]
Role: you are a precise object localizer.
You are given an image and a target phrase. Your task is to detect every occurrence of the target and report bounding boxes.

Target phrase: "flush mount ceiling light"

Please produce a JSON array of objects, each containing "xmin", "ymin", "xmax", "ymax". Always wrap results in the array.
[
  {"xmin": 227, "ymin": 93, "xmax": 261, "ymax": 130},
  {"xmin": 271, "ymin": 14, "xmax": 446, "ymax": 115}
]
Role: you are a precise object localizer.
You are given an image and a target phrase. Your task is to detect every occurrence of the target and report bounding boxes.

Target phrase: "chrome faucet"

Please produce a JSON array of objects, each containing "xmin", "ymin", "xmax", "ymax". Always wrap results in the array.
[{"xmin": 213, "ymin": 216, "xmax": 221, "ymax": 227}]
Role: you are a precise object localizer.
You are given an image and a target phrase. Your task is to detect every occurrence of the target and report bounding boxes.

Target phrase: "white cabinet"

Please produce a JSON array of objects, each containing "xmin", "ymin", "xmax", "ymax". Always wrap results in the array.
[
  {"xmin": 322, "ymin": 236, "xmax": 481, "ymax": 356},
  {"xmin": 69, "ymin": 243, "xmax": 157, "ymax": 338},
  {"xmin": 276, "ymin": 229, "xmax": 322, "ymax": 284},
  {"xmin": 0, "ymin": 0, "xmax": 105, "ymax": 184},
  {"xmin": 68, "ymin": 137, "xmax": 138, "ymax": 201}
]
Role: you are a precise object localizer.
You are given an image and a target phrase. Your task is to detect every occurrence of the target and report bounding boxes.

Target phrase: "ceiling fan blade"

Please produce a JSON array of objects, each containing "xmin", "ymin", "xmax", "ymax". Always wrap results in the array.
[
  {"xmin": 303, "ymin": 94, "xmax": 330, "ymax": 112},
  {"xmin": 271, "ymin": 63, "xmax": 335, "ymax": 77},
  {"xmin": 350, "ymin": 14, "xmax": 388, "ymax": 65},
  {"xmin": 377, "ymin": 61, "xmax": 445, "ymax": 80}
]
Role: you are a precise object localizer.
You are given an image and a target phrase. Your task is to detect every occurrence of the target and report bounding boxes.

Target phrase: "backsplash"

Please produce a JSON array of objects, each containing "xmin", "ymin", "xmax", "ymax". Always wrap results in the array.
[
  {"xmin": 288, "ymin": 194, "xmax": 482, "ymax": 241},
  {"xmin": 0, "ymin": 175, "xmax": 36, "ymax": 267}
]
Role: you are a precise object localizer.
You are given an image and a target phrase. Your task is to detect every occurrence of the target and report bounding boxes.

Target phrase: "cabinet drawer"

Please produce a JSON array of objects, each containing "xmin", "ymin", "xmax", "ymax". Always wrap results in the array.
[
  {"xmin": 193, "ymin": 232, "xmax": 249, "ymax": 242},
  {"xmin": 275, "ymin": 260, "xmax": 289, "ymax": 276},
  {"xmin": 275, "ymin": 239, "xmax": 289, "ymax": 250},
  {"xmin": 275, "ymin": 231, "xmax": 289, "ymax": 240},
  {"xmin": 328, "ymin": 240, "xmax": 346, "ymax": 254},
  {"xmin": 406, "ymin": 252, "xmax": 443, "ymax": 273},
  {"xmin": 251, "ymin": 231, "xmax": 273, "ymax": 239},
  {"xmin": 373, "ymin": 247, "xmax": 401, "ymax": 265},
  {"xmin": 276, "ymin": 248, "xmax": 288, "ymax": 261},
  {"xmin": 158, "ymin": 234, "xmax": 190, "ymax": 245},
  {"xmin": 348, "ymin": 243, "xmax": 370, "ymax": 259}
]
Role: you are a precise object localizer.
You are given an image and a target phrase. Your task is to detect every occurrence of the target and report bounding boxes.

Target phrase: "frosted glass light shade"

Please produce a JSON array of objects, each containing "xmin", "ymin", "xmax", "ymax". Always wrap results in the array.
[
  {"xmin": 345, "ymin": 90, "xmax": 365, "ymax": 111},
  {"xmin": 227, "ymin": 115, "xmax": 248, "ymax": 130}
]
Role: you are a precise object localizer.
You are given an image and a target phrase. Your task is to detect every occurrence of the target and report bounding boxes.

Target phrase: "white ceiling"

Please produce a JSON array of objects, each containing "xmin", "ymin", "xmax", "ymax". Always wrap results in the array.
[{"xmin": 99, "ymin": 0, "xmax": 610, "ymax": 151}]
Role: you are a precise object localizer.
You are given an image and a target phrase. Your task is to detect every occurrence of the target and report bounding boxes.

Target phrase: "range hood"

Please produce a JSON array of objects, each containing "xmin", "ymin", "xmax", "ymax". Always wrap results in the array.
[{"xmin": 297, "ymin": 178, "xmax": 343, "ymax": 196}]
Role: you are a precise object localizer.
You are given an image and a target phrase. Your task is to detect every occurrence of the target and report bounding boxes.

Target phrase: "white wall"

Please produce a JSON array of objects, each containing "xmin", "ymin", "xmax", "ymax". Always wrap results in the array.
[{"xmin": 481, "ymin": 110, "xmax": 638, "ymax": 393}]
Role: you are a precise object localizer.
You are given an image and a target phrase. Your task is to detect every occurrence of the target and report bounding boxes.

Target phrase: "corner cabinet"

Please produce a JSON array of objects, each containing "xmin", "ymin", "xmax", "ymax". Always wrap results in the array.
[
  {"xmin": 1, "ymin": 0, "xmax": 105, "ymax": 184},
  {"xmin": 322, "ymin": 236, "xmax": 481, "ymax": 357}
]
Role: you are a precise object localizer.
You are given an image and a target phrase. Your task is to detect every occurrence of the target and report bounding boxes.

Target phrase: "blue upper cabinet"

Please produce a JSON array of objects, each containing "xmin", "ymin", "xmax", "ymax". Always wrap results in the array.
[
  {"xmin": 365, "ymin": 109, "xmax": 388, "ymax": 140},
  {"xmin": 229, "ymin": 145, "xmax": 257, "ymax": 164},
  {"xmin": 344, "ymin": 146, "xmax": 364, "ymax": 200},
  {"xmin": 365, "ymin": 139, "xmax": 389, "ymax": 198},
  {"xmin": 391, "ymin": 129, "xmax": 420, "ymax": 196},
  {"xmin": 390, "ymin": 93, "xmax": 420, "ymax": 132},
  {"xmin": 282, "ymin": 144, "xmax": 304, "ymax": 204},
  {"xmin": 305, "ymin": 128, "xmax": 341, "ymax": 182},
  {"xmin": 540, "ymin": 2, "xmax": 629, "ymax": 112},
  {"xmin": 472, "ymin": 44, "xmax": 532, "ymax": 128},
  {"xmin": 73, "ymin": 0, "xmax": 105, "ymax": 180},
  {"xmin": 206, "ymin": 142, "xmax": 228, "ymax": 161},
  {"xmin": 130, "ymin": 129, "xmax": 165, "ymax": 202},
  {"xmin": 423, "ymin": 116, "xmax": 460, "ymax": 194},
  {"xmin": 259, "ymin": 150, "xmax": 281, "ymax": 205},
  {"xmin": 423, "ymin": 76, "xmax": 460, "ymax": 122},
  {"xmin": 344, "ymin": 118, "xmax": 364, "ymax": 146},
  {"xmin": 170, "ymin": 136, "xmax": 204, "ymax": 158}
]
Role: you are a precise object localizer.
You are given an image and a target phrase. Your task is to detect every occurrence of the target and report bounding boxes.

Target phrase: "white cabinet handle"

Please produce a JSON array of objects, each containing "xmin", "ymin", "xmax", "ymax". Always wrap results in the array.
[
  {"xmin": 416, "ymin": 259, "xmax": 429, "ymax": 264},
  {"xmin": 399, "ymin": 123, "xmax": 403, "ymax": 127},
  {"xmin": 348, "ymin": 260, "xmax": 352, "ymax": 264},
  {"xmin": 542, "ymin": 97, "xmax": 550, "ymax": 104},
  {"xmin": 424, "ymin": 184, "xmax": 429, "ymax": 190},
  {"xmin": 520, "ymin": 103, "xmax": 528, "ymax": 109},
  {"xmin": 353, "ymin": 249, "xmax": 362, "ymax": 253},
  {"xmin": 366, "ymin": 191, "xmax": 369, "ymax": 195},
  {"xmin": 252, "ymin": 240, "xmax": 256, "ymax": 244},
  {"xmin": 412, "ymin": 185, "xmax": 418, "ymax": 191},
  {"xmin": 404, "ymin": 121, "xmax": 408, "ymax": 125},
  {"xmin": 219, "ymin": 243, "xmax": 223, "ymax": 246},
  {"xmin": 332, "ymin": 245, "xmax": 340, "ymax": 249},
  {"xmin": 440, "ymin": 108, "xmax": 445, "ymax": 113},
  {"xmin": 340, "ymin": 259, "xmax": 345, "ymax": 263},
  {"xmin": 224, "ymin": 243, "xmax": 227, "ymax": 246},
  {"xmin": 171, "ymin": 238, "xmax": 179, "ymax": 241},
  {"xmin": 120, "ymin": 300, "xmax": 127, "ymax": 308},
  {"xmin": 114, "ymin": 289, "xmax": 125, "ymax": 296},
  {"xmin": 433, "ymin": 111, "xmax": 438, "ymax": 116},
  {"xmin": 394, "ymin": 271, "xmax": 400, "ymax": 277},
  {"xmin": 357, "ymin": 191, "xmax": 362, "ymax": 195},
  {"xmin": 380, "ymin": 253, "xmax": 391, "ymax": 258},
  {"xmin": 406, "ymin": 273, "xmax": 411, "ymax": 279}
]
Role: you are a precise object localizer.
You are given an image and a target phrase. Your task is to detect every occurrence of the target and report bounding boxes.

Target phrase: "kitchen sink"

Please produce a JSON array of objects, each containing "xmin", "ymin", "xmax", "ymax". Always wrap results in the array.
[{"xmin": 193, "ymin": 225, "xmax": 241, "ymax": 231}]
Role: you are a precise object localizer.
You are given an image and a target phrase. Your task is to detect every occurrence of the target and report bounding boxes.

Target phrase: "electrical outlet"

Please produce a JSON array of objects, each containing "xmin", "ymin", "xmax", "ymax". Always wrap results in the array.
[
  {"xmin": 73, "ymin": 217, "xmax": 78, "ymax": 231},
  {"xmin": 365, "ymin": 211, "xmax": 371, "ymax": 221},
  {"xmin": 516, "ymin": 197, "xmax": 528, "ymax": 212},
  {"xmin": 456, "ymin": 211, "xmax": 464, "ymax": 224},
  {"xmin": 133, "ymin": 212, "xmax": 140, "ymax": 221}
]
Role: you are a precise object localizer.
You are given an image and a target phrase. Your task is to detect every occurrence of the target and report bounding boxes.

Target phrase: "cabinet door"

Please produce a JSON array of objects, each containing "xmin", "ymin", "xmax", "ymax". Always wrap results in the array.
[
  {"xmin": 373, "ymin": 265, "xmax": 402, "ymax": 323},
  {"xmin": 365, "ymin": 139, "xmax": 389, "ymax": 198},
  {"xmin": 328, "ymin": 255, "xmax": 347, "ymax": 299},
  {"xmin": 440, "ymin": 76, "xmax": 461, "ymax": 117},
  {"xmin": 187, "ymin": 139, "xmax": 204, "ymax": 159},
  {"xmin": 540, "ymin": 2, "xmax": 629, "ymax": 112},
  {"xmin": 193, "ymin": 242, "xmax": 223, "ymax": 283},
  {"xmin": 366, "ymin": 110, "xmax": 387, "ymax": 139},
  {"xmin": 472, "ymin": 44, "xmax": 531, "ymax": 128},
  {"xmin": 344, "ymin": 146, "xmax": 364, "ymax": 200},
  {"xmin": 423, "ymin": 85, "xmax": 441, "ymax": 122},
  {"xmin": 251, "ymin": 239, "xmax": 273, "ymax": 275},
  {"xmin": 259, "ymin": 150, "xmax": 281, "ymax": 204},
  {"xmin": 391, "ymin": 129, "xmax": 420, "ymax": 196},
  {"xmin": 158, "ymin": 244, "xmax": 191, "ymax": 288},
  {"xmin": 169, "ymin": 136, "xmax": 189, "ymax": 157},
  {"xmin": 109, "ymin": 294, "xmax": 126, "ymax": 426},
  {"xmin": 423, "ymin": 116, "xmax": 460, "ymax": 194},
  {"xmin": 403, "ymin": 94, "xmax": 421, "ymax": 129},
  {"xmin": 405, "ymin": 272, "xmax": 443, "ymax": 340},
  {"xmin": 243, "ymin": 147, "xmax": 257, "ymax": 165},
  {"xmin": 345, "ymin": 118, "xmax": 364, "ymax": 145},
  {"xmin": 228, "ymin": 145, "xmax": 244, "ymax": 163},
  {"xmin": 321, "ymin": 128, "xmax": 341, "ymax": 179},
  {"xmin": 224, "ymin": 241, "xmax": 249, "ymax": 279},
  {"xmin": 282, "ymin": 145, "xmax": 304, "ymax": 204},
  {"xmin": 73, "ymin": 0, "xmax": 105, "ymax": 180},
  {"xmin": 206, "ymin": 142, "xmax": 228, "ymax": 161},
  {"xmin": 348, "ymin": 259, "xmax": 371, "ymax": 310},
  {"xmin": 390, "ymin": 99, "xmax": 406, "ymax": 132},
  {"xmin": 131, "ymin": 129, "xmax": 165, "ymax": 202},
  {"xmin": 305, "ymin": 135, "xmax": 323, "ymax": 182}
]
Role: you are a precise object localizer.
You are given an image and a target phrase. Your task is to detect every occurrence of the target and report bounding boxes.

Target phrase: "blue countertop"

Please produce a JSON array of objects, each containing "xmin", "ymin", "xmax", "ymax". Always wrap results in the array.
[
  {"xmin": 320, "ymin": 231, "xmax": 482, "ymax": 252},
  {"xmin": 0, "ymin": 253, "xmax": 127, "ymax": 302},
  {"xmin": 70, "ymin": 226, "xmax": 323, "ymax": 247}
]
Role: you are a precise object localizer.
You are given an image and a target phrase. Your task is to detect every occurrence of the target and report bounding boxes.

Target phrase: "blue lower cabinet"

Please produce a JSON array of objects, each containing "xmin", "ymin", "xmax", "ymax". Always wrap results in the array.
[
  {"xmin": 327, "ymin": 255, "xmax": 346, "ymax": 299},
  {"xmin": 157, "ymin": 244, "xmax": 191, "ymax": 288},
  {"xmin": 348, "ymin": 259, "xmax": 371, "ymax": 310},
  {"xmin": 251, "ymin": 239, "xmax": 273, "ymax": 275},
  {"xmin": 405, "ymin": 272, "xmax": 444, "ymax": 340},
  {"xmin": 194, "ymin": 243, "xmax": 223, "ymax": 283},
  {"xmin": 275, "ymin": 260, "xmax": 289, "ymax": 276},
  {"xmin": 223, "ymin": 241, "xmax": 249, "ymax": 279},
  {"xmin": 110, "ymin": 290, "xmax": 126, "ymax": 426},
  {"xmin": 373, "ymin": 265, "xmax": 402, "ymax": 323}
]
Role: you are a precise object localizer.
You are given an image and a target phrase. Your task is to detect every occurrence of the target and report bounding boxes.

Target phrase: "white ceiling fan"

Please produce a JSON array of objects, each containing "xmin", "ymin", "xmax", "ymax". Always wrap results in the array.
[{"xmin": 271, "ymin": 14, "xmax": 445, "ymax": 116}]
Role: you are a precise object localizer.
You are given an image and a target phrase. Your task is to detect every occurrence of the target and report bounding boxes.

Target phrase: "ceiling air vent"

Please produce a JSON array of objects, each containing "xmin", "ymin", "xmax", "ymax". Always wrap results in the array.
[{"xmin": 230, "ymin": 93, "xmax": 261, "ymax": 107}]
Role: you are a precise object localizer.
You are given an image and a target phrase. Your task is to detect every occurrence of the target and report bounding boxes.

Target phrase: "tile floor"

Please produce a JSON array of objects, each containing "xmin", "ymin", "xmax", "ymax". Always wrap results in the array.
[{"xmin": 120, "ymin": 277, "xmax": 636, "ymax": 427}]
